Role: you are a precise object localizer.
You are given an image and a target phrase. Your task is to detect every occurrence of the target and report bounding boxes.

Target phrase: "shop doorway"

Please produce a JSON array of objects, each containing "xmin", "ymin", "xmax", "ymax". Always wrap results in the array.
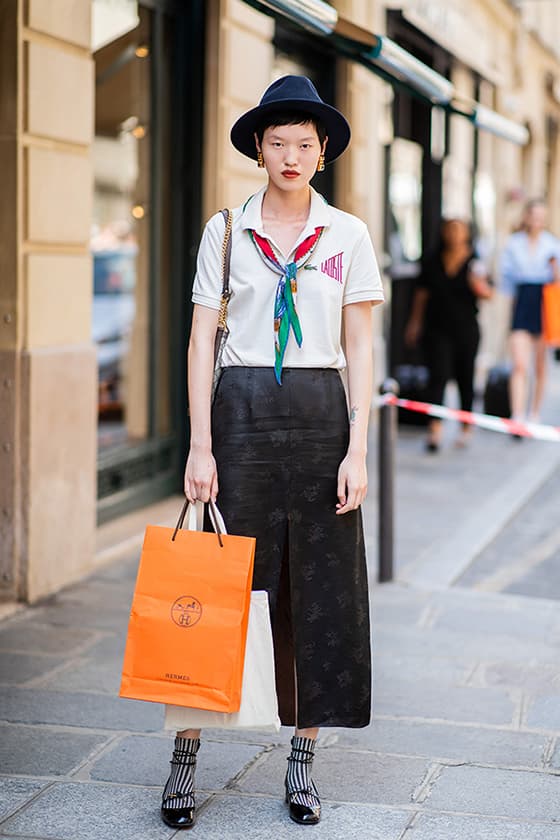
[{"xmin": 92, "ymin": 0, "xmax": 205, "ymax": 522}]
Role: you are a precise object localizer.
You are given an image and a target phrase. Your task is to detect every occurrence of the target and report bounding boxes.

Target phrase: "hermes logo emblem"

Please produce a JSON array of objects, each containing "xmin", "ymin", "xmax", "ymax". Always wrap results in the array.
[
  {"xmin": 171, "ymin": 596, "xmax": 202, "ymax": 628},
  {"xmin": 321, "ymin": 251, "xmax": 344, "ymax": 284}
]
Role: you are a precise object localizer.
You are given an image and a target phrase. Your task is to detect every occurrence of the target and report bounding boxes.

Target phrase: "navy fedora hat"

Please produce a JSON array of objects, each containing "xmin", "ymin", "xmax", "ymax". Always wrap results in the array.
[{"xmin": 230, "ymin": 75, "xmax": 351, "ymax": 164}]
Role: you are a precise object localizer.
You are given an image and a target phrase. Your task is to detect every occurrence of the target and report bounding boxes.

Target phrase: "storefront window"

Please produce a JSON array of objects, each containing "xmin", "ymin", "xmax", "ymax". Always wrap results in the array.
[
  {"xmin": 92, "ymin": 4, "xmax": 152, "ymax": 450},
  {"xmin": 388, "ymin": 137, "xmax": 423, "ymax": 268},
  {"xmin": 91, "ymin": 0, "xmax": 201, "ymax": 520},
  {"xmin": 473, "ymin": 171, "xmax": 496, "ymax": 263}
]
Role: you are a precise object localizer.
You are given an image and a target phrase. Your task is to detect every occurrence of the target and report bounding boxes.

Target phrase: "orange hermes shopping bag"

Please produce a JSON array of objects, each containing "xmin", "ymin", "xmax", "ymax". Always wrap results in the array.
[
  {"xmin": 120, "ymin": 500, "xmax": 255, "ymax": 712},
  {"xmin": 543, "ymin": 282, "xmax": 560, "ymax": 347}
]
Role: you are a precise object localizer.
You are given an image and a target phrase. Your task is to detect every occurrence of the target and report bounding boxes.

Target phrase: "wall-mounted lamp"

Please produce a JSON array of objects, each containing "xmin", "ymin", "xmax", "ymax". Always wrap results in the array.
[
  {"xmin": 255, "ymin": 0, "xmax": 337, "ymax": 35},
  {"xmin": 367, "ymin": 36, "xmax": 454, "ymax": 106},
  {"xmin": 472, "ymin": 105, "xmax": 529, "ymax": 146}
]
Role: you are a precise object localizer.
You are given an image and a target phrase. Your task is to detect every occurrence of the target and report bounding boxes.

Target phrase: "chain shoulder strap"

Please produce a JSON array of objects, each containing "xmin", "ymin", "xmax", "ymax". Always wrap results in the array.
[{"xmin": 218, "ymin": 209, "xmax": 233, "ymax": 330}]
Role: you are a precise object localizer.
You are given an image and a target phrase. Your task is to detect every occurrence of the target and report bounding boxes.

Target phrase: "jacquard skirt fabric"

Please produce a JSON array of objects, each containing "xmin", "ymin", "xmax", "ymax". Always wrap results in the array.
[{"xmin": 209, "ymin": 366, "xmax": 371, "ymax": 730}]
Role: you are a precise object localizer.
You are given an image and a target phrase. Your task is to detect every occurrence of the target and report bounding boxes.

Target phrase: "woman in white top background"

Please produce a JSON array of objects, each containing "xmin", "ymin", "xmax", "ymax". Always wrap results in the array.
[
  {"xmin": 501, "ymin": 199, "xmax": 560, "ymax": 424},
  {"xmin": 160, "ymin": 76, "xmax": 384, "ymax": 830}
]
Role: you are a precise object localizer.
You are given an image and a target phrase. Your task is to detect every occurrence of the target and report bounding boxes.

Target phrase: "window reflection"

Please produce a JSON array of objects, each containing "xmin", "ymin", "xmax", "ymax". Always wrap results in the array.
[
  {"xmin": 388, "ymin": 138, "xmax": 423, "ymax": 268},
  {"xmin": 92, "ymin": 7, "xmax": 151, "ymax": 449},
  {"xmin": 91, "ymin": 221, "xmax": 137, "ymax": 423}
]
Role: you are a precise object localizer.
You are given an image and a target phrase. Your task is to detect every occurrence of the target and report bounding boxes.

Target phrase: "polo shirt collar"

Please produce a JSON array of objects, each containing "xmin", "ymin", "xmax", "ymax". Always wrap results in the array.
[{"xmin": 241, "ymin": 185, "xmax": 332, "ymax": 240}]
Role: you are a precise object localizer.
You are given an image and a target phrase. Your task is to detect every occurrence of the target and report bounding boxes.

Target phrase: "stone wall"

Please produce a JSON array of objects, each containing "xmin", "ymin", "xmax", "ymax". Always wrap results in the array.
[{"xmin": 0, "ymin": 0, "xmax": 96, "ymax": 602}]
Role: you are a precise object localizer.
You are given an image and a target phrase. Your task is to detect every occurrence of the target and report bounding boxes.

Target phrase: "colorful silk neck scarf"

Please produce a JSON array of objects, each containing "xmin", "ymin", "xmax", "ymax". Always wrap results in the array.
[{"xmin": 248, "ymin": 227, "xmax": 324, "ymax": 384}]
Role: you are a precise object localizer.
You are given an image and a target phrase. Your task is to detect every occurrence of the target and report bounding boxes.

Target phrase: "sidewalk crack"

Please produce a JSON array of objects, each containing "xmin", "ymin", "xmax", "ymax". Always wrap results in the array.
[
  {"xmin": 417, "ymin": 604, "xmax": 438, "ymax": 628},
  {"xmin": 69, "ymin": 732, "xmax": 125, "ymax": 779},
  {"xmin": 411, "ymin": 761, "xmax": 444, "ymax": 804},
  {"xmin": 397, "ymin": 811, "xmax": 421, "ymax": 839},
  {"xmin": 225, "ymin": 745, "xmax": 274, "ymax": 790},
  {"xmin": 542, "ymin": 736, "xmax": 557, "ymax": 768}
]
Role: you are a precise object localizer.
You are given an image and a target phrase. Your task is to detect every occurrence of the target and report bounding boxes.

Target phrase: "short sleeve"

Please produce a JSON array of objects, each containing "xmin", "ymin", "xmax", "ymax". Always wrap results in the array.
[
  {"xmin": 500, "ymin": 237, "xmax": 517, "ymax": 297},
  {"xmin": 342, "ymin": 226, "xmax": 385, "ymax": 307},
  {"xmin": 191, "ymin": 212, "xmax": 226, "ymax": 310}
]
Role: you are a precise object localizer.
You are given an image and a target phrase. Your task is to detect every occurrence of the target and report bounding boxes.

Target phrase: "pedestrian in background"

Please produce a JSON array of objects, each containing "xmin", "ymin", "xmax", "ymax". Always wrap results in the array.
[
  {"xmin": 160, "ymin": 76, "xmax": 384, "ymax": 830},
  {"xmin": 501, "ymin": 199, "xmax": 560, "ymax": 425},
  {"xmin": 405, "ymin": 218, "xmax": 493, "ymax": 452}
]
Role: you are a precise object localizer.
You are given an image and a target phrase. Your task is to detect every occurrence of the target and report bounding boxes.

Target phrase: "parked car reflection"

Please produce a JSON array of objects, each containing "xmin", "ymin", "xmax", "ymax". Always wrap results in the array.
[{"xmin": 92, "ymin": 240, "xmax": 137, "ymax": 422}]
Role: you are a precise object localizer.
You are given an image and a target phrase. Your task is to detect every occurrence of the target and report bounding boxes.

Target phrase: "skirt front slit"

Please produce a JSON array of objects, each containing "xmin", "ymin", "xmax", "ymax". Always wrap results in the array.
[{"xmin": 210, "ymin": 366, "xmax": 371, "ymax": 729}]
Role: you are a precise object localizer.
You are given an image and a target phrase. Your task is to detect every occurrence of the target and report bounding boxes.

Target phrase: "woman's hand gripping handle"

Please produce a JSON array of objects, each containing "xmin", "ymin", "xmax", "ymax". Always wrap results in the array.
[{"xmin": 185, "ymin": 304, "xmax": 220, "ymax": 503}]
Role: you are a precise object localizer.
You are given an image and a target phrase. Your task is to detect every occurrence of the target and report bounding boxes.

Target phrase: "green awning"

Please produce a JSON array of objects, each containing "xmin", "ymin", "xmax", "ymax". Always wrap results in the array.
[{"xmin": 244, "ymin": 0, "xmax": 529, "ymax": 145}]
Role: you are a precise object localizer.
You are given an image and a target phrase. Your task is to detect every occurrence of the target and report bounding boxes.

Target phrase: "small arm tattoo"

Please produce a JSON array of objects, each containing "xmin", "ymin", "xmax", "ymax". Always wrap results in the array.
[{"xmin": 350, "ymin": 406, "xmax": 358, "ymax": 424}]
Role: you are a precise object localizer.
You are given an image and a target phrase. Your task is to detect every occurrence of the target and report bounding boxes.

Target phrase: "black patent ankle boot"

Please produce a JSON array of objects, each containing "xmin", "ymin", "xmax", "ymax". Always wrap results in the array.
[
  {"xmin": 161, "ymin": 737, "xmax": 200, "ymax": 830},
  {"xmin": 284, "ymin": 736, "xmax": 321, "ymax": 825}
]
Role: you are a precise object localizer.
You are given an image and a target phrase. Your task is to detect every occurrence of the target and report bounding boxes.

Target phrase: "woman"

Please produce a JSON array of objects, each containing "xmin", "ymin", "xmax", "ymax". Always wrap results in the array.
[
  {"xmin": 501, "ymin": 199, "xmax": 560, "ymax": 425},
  {"xmin": 160, "ymin": 75, "xmax": 384, "ymax": 829},
  {"xmin": 405, "ymin": 219, "xmax": 493, "ymax": 452}
]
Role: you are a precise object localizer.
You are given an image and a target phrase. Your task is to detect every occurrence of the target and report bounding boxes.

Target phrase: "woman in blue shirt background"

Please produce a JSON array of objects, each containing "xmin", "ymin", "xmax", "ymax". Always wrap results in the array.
[{"xmin": 501, "ymin": 199, "xmax": 560, "ymax": 423}]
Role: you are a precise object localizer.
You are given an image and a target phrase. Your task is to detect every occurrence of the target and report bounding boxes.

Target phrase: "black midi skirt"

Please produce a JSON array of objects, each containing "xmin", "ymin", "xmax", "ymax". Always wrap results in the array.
[{"xmin": 209, "ymin": 366, "xmax": 371, "ymax": 730}]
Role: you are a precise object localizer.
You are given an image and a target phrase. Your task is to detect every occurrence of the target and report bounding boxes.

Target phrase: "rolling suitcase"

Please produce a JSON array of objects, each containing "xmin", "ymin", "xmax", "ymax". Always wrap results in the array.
[
  {"xmin": 394, "ymin": 364, "xmax": 431, "ymax": 426},
  {"xmin": 483, "ymin": 364, "xmax": 511, "ymax": 418}
]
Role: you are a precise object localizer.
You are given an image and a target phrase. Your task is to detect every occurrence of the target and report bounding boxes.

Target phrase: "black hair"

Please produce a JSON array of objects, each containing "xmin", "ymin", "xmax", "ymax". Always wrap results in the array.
[
  {"xmin": 438, "ymin": 217, "xmax": 474, "ymax": 253},
  {"xmin": 255, "ymin": 110, "xmax": 327, "ymax": 147}
]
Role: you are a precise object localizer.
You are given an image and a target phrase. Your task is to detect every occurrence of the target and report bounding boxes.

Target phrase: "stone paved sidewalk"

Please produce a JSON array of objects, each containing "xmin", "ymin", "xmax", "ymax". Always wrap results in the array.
[
  {"xmin": 1, "ymin": 551, "xmax": 560, "ymax": 839},
  {"xmin": 388, "ymin": 359, "xmax": 560, "ymax": 585},
  {"xmin": 2, "ymin": 363, "xmax": 560, "ymax": 839}
]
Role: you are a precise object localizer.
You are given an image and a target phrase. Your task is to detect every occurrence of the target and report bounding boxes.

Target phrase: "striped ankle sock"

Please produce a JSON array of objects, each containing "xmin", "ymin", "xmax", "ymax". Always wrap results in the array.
[
  {"xmin": 162, "ymin": 737, "xmax": 200, "ymax": 809},
  {"xmin": 285, "ymin": 736, "xmax": 320, "ymax": 808}
]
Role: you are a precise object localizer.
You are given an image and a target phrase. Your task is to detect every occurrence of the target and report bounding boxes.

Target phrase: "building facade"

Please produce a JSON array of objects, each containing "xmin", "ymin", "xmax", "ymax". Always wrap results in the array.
[
  {"xmin": 0, "ymin": 0, "xmax": 206, "ymax": 602},
  {"xmin": 2, "ymin": 0, "xmax": 560, "ymax": 603}
]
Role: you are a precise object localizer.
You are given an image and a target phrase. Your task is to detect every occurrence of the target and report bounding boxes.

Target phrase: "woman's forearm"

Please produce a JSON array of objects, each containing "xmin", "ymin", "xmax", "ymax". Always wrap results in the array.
[
  {"xmin": 409, "ymin": 288, "xmax": 428, "ymax": 325},
  {"xmin": 187, "ymin": 306, "xmax": 218, "ymax": 451},
  {"xmin": 404, "ymin": 288, "xmax": 429, "ymax": 346},
  {"xmin": 344, "ymin": 303, "xmax": 374, "ymax": 454},
  {"xmin": 347, "ymin": 351, "xmax": 373, "ymax": 454}
]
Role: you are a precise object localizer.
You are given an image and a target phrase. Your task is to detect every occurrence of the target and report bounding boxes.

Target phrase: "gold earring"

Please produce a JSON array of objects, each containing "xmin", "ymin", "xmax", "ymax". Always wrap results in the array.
[
  {"xmin": 257, "ymin": 151, "xmax": 264, "ymax": 168},
  {"xmin": 317, "ymin": 154, "xmax": 325, "ymax": 173}
]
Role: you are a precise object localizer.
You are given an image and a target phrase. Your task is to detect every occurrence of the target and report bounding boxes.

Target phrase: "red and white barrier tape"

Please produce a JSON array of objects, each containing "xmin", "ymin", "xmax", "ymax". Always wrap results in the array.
[{"xmin": 378, "ymin": 394, "xmax": 560, "ymax": 442}]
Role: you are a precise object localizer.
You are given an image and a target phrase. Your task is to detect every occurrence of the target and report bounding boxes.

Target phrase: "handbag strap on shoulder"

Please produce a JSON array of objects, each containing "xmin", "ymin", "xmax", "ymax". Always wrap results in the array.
[{"xmin": 218, "ymin": 209, "xmax": 233, "ymax": 330}]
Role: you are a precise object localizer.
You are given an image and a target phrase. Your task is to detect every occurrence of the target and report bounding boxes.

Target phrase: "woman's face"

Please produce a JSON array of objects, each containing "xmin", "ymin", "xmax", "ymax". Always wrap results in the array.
[
  {"xmin": 525, "ymin": 203, "xmax": 547, "ymax": 234},
  {"xmin": 256, "ymin": 122, "xmax": 327, "ymax": 192},
  {"xmin": 441, "ymin": 220, "xmax": 470, "ymax": 249}
]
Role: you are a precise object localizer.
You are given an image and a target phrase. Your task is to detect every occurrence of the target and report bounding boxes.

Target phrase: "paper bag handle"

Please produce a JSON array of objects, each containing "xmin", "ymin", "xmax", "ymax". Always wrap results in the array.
[{"xmin": 172, "ymin": 499, "xmax": 225, "ymax": 548}]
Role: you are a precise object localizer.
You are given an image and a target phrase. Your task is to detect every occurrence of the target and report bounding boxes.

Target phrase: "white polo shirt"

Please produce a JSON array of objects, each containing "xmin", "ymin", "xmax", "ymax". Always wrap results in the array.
[{"xmin": 192, "ymin": 186, "xmax": 384, "ymax": 370}]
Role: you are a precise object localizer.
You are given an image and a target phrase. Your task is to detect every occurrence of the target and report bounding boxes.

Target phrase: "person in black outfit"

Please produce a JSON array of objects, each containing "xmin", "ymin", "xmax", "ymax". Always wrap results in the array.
[{"xmin": 405, "ymin": 219, "xmax": 493, "ymax": 451}]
